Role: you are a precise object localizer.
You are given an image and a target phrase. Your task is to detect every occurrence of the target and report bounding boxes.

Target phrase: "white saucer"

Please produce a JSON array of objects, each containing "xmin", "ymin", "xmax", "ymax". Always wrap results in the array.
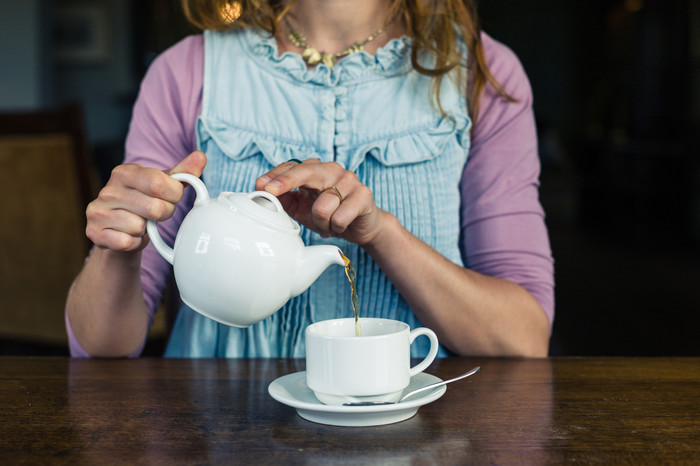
[{"xmin": 268, "ymin": 371, "xmax": 446, "ymax": 427}]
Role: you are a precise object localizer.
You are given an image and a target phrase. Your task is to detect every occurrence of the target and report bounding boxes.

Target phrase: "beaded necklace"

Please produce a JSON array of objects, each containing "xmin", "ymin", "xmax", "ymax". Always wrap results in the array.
[{"xmin": 285, "ymin": 16, "xmax": 394, "ymax": 68}]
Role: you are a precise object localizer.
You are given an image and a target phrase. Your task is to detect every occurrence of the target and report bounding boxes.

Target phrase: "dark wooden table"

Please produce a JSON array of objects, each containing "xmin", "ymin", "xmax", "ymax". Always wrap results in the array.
[{"xmin": 1, "ymin": 357, "xmax": 699, "ymax": 464}]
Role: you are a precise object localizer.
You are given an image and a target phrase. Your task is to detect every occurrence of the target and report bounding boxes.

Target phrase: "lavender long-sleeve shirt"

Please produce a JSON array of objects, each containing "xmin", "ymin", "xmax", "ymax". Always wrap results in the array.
[{"xmin": 67, "ymin": 32, "xmax": 554, "ymax": 357}]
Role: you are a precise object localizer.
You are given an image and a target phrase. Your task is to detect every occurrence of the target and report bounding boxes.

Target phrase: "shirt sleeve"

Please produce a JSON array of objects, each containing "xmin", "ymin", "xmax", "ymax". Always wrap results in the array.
[
  {"xmin": 460, "ymin": 33, "xmax": 555, "ymax": 328},
  {"xmin": 66, "ymin": 35, "xmax": 204, "ymax": 357}
]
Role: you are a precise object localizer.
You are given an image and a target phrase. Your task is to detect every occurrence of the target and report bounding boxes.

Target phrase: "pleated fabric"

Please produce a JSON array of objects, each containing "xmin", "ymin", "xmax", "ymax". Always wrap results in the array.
[{"xmin": 165, "ymin": 28, "xmax": 470, "ymax": 358}]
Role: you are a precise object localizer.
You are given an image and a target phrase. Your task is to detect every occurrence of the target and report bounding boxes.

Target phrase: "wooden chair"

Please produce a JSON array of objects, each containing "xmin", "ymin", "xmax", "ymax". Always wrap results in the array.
[{"xmin": 0, "ymin": 104, "xmax": 97, "ymax": 348}]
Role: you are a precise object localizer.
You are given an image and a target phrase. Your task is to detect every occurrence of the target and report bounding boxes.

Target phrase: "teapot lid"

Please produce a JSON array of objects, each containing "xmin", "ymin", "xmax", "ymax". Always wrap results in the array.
[{"xmin": 225, "ymin": 191, "xmax": 300, "ymax": 232}]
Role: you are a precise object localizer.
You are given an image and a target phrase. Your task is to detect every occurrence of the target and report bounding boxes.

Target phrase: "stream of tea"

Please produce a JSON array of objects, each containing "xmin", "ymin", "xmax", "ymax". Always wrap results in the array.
[{"xmin": 339, "ymin": 252, "xmax": 361, "ymax": 336}]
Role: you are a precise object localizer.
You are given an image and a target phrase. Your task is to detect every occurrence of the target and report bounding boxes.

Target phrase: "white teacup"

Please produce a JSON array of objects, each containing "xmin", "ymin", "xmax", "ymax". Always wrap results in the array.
[{"xmin": 305, "ymin": 318, "xmax": 439, "ymax": 406}]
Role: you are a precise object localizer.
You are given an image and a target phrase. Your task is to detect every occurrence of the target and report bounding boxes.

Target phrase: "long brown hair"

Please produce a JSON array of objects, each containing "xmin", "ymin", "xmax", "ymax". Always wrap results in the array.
[{"xmin": 181, "ymin": 0, "xmax": 514, "ymax": 125}]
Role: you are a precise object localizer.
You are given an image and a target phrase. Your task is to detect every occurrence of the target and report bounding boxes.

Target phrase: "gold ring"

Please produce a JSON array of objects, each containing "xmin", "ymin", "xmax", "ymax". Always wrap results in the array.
[{"xmin": 323, "ymin": 185, "xmax": 343, "ymax": 202}]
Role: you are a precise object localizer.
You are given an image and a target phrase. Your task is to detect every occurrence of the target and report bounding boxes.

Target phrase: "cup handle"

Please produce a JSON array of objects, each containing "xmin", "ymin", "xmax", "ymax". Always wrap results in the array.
[
  {"xmin": 408, "ymin": 327, "xmax": 439, "ymax": 377},
  {"xmin": 145, "ymin": 173, "xmax": 209, "ymax": 265}
]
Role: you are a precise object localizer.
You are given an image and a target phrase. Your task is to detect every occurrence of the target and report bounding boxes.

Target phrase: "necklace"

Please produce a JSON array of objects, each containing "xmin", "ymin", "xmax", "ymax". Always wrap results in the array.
[{"xmin": 286, "ymin": 16, "xmax": 393, "ymax": 68}]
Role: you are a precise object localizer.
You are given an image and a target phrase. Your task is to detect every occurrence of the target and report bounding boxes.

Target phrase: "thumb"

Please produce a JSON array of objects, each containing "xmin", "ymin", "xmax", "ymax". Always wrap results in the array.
[{"xmin": 167, "ymin": 150, "xmax": 207, "ymax": 177}]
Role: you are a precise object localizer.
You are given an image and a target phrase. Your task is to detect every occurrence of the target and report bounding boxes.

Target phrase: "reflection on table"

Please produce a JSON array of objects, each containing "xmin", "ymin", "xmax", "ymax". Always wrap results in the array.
[{"xmin": 1, "ymin": 357, "xmax": 698, "ymax": 463}]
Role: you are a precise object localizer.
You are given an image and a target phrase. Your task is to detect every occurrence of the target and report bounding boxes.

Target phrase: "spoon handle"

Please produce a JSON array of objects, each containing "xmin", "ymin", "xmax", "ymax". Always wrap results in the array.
[
  {"xmin": 342, "ymin": 366, "xmax": 482, "ymax": 407},
  {"xmin": 398, "ymin": 366, "xmax": 481, "ymax": 402}
]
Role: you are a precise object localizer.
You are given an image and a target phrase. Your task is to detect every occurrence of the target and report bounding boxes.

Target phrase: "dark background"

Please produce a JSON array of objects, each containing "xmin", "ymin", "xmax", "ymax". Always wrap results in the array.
[
  {"xmin": 478, "ymin": 0, "xmax": 700, "ymax": 356},
  {"xmin": 1, "ymin": 0, "xmax": 698, "ymax": 356}
]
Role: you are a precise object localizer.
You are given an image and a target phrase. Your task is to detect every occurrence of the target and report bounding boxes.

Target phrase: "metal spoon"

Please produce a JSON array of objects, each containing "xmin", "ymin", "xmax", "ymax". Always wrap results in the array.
[{"xmin": 343, "ymin": 366, "xmax": 481, "ymax": 407}]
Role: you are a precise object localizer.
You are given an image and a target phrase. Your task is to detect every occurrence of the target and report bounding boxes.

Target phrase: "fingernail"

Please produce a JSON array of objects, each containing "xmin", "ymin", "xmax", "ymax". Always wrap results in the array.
[{"xmin": 257, "ymin": 175, "xmax": 270, "ymax": 184}]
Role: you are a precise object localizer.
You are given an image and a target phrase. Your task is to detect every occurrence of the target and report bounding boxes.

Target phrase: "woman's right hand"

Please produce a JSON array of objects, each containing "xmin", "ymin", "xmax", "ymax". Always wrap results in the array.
[{"xmin": 85, "ymin": 150, "xmax": 207, "ymax": 252}]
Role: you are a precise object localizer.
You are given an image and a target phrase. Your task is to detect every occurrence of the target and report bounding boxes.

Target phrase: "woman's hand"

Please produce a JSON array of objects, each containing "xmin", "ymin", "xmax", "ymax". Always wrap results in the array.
[
  {"xmin": 85, "ymin": 151, "xmax": 207, "ymax": 252},
  {"xmin": 255, "ymin": 158, "xmax": 550, "ymax": 357},
  {"xmin": 255, "ymin": 159, "xmax": 387, "ymax": 246}
]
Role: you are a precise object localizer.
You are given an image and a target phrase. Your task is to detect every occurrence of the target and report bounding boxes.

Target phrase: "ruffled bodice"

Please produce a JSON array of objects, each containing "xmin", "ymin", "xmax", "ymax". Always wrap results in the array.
[
  {"xmin": 197, "ymin": 28, "xmax": 470, "ymax": 173},
  {"xmin": 166, "ymin": 27, "xmax": 471, "ymax": 358},
  {"xmin": 244, "ymin": 27, "xmax": 414, "ymax": 86}
]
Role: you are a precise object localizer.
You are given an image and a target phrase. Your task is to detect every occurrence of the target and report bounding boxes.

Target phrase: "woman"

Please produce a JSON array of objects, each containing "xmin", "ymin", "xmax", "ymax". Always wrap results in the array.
[{"xmin": 66, "ymin": 0, "xmax": 554, "ymax": 358}]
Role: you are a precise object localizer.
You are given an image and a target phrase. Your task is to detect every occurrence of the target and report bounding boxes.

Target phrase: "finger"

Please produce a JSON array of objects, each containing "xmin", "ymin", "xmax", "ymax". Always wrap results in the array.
[
  {"xmin": 90, "ymin": 207, "xmax": 148, "ymax": 237},
  {"xmin": 168, "ymin": 150, "xmax": 207, "ymax": 177},
  {"xmin": 255, "ymin": 158, "xmax": 320, "ymax": 190},
  {"xmin": 86, "ymin": 209, "xmax": 148, "ymax": 251},
  {"xmin": 166, "ymin": 151, "xmax": 207, "ymax": 196},
  {"xmin": 310, "ymin": 181, "xmax": 356, "ymax": 235},
  {"xmin": 310, "ymin": 195, "xmax": 339, "ymax": 236},
  {"xmin": 308, "ymin": 187, "xmax": 341, "ymax": 232},
  {"xmin": 110, "ymin": 164, "xmax": 184, "ymax": 205},
  {"xmin": 262, "ymin": 160, "xmax": 344, "ymax": 197},
  {"xmin": 321, "ymin": 185, "xmax": 344, "ymax": 203},
  {"xmin": 274, "ymin": 188, "xmax": 320, "ymax": 225},
  {"xmin": 314, "ymin": 176, "xmax": 377, "ymax": 239},
  {"xmin": 328, "ymin": 188, "xmax": 370, "ymax": 235},
  {"xmin": 93, "ymin": 228, "xmax": 147, "ymax": 252},
  {"xmin": 96, "ymin": 184, "xmax": 177, "ymax": 222}
]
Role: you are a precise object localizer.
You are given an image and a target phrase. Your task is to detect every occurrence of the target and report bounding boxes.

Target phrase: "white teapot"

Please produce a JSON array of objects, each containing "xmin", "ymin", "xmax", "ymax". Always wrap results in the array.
[{"xmin": 146, "ymin": 173, "xmax": 345, "ymax": 328}]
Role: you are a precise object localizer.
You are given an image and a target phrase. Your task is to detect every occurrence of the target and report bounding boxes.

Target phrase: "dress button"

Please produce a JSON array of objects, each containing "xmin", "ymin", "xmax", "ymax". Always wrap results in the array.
[
  {"xmin": 335, "ymin": 134, "xmax": 348, "ymax": 146},
  {"xmin": 334, "ymin": 87, "xmax": 347, "ymax": 97},
  {"xmin": 335, "ymin": 110, "xmax": 347, "ymax": 121}
]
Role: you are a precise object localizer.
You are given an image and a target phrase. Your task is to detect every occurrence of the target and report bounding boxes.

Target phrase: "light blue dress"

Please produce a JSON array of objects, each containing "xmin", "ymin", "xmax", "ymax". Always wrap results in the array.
[{"xmin": 165, "ymin": 28, "xmax": 471, "ymax": 358}]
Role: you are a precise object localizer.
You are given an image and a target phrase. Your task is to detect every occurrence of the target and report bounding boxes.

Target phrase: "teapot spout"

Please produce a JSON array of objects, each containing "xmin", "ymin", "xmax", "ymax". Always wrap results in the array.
[{"xmin": 291, "ymin": 245, "xmax": 346, "ymax": 297}]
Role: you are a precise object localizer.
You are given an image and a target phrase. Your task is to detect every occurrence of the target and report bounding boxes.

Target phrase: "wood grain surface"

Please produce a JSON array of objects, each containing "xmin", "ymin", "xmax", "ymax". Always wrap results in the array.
[{"xmin": 1, "ymin": 357, "xmax": 698, "ymax": 464}]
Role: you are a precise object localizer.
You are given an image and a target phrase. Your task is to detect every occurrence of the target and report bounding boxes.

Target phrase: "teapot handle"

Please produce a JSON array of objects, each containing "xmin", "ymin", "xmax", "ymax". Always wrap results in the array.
[{"xmin": 145, "ymin": 173, "xmax": 210, "ymax": 265}]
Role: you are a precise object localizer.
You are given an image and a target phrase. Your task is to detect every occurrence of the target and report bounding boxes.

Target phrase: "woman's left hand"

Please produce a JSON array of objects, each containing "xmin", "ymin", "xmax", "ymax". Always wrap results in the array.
[{"xmin": 255, "ymin": 159, "xmax": 386, "ymax": 246}]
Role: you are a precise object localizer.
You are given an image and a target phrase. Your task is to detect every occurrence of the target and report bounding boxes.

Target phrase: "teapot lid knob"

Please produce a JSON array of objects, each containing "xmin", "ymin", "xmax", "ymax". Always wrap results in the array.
[
  {"xmin": 225, "ymin": 191, "xmax": 300, "ymax": 232},
  {"xmin": 251, "ymin": 195, "xmax": 277, "ymax": 211}
]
